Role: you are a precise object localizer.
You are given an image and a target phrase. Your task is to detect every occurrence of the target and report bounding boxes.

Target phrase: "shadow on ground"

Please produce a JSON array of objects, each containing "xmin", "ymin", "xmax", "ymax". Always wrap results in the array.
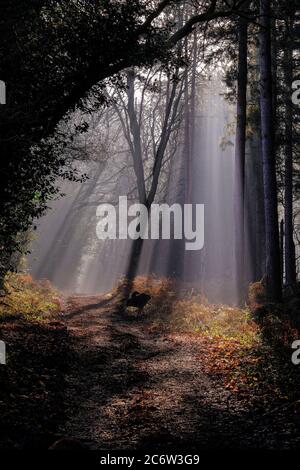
[
  {"xmin": 2, "ymin": 295, "xmax": 300, "ymax": 450},
  {"xmin": 55, "ymin": 295, "xmax": 300, "ymax": 451}
]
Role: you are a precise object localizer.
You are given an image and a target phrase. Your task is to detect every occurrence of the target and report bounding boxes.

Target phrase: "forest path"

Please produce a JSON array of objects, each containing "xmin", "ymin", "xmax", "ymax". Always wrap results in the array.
[{"xmin": 58, "ymin": 295, "xmax": 283, "ymax": 450}]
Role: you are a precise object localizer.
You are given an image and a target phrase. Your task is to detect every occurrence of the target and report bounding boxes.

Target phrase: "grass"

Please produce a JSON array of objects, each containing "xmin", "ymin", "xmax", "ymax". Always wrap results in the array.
[
  {"xmin": 119, "ymin": 275, "xmax": 300, "ymax": 400},
  {"xmin": 1, "ymin": 272, "xmax": 299, "ymax": 402},
  {"xmin": 0, "ymin": 272, "xmax": 62, "ymax": 320},
  {"xmin": 124, "ymin": 275, "xmax": 260, "ymax": 346}
]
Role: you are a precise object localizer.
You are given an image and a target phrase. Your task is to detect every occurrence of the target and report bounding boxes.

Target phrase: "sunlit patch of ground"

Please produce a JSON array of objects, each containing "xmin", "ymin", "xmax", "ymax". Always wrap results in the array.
[{"xmin": 121, "ymin": 276, "xmax": 300, "ymax": 403}]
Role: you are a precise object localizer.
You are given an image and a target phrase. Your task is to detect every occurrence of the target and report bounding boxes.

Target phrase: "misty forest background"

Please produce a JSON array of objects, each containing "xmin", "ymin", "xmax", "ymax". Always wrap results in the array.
[
  {"xmin": 1, "ymin": 0, "xmax": 300, "ymax": 304},
  {"xmin": 1, "ymin": 0, "xmax": 300, "ymax": 451}
]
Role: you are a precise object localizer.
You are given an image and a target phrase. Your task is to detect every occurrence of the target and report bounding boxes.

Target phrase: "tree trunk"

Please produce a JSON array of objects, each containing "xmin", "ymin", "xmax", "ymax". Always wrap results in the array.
[
  {"xmin": 234, "ymin": 14, "xmax": 248, "ymax": 305},
  {"xmin": 126, "ymin": 70, "xmax": 147, "ymax": 205},
  {"xmin": 284, "ymin": 7, "xmax": 297, "ymax": 287},
  {"xmin": 122, "ymin": 64, "xmax": 182, "ymax": 304},
  {"xmin": 259, "ymin": 0, "xmax": 282, "ymax": 302},
  {"xmin": 280, "ymin": 218, "xmax": 284, "ymax": 284}
]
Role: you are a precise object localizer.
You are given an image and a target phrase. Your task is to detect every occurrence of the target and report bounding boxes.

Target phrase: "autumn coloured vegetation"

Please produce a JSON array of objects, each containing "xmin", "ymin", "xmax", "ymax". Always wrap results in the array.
[
  {"xmin": 2, "ymin": 273, "xmax": 299, "ymax": 407},
  {"xmin": 0, "ymin": 273, "xmax": 62, "ymax": 320}
]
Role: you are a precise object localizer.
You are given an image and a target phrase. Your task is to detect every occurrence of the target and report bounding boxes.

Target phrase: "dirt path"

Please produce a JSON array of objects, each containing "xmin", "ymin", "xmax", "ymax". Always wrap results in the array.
[{"xmin": 57, "ymin": 295, "xmax": 300, "ymax": 451}]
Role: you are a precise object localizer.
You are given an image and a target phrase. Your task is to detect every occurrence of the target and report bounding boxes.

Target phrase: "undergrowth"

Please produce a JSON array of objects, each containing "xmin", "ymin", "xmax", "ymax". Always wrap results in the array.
[
  {"xmin": 125, "ymin": 275, "xmax": 259, "ymax": 344},
  {"xmin": 0, "ymin": 272, "xmax": 61, "ymax": 320},
  {"xmin": 121, "ymin": 276, "xmax": 300, "ymax": 401}
]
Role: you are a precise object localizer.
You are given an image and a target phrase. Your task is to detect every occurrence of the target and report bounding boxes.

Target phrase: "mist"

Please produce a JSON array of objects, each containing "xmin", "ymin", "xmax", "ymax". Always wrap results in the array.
[{"xmin": 27, "ymin": 73, "xmax": 251, "ymax": 305}]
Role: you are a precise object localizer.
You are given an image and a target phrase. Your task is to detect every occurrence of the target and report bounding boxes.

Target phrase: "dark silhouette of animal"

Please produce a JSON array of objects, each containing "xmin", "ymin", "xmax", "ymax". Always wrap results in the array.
[{"xmin": 127, "ymin": 291, "xmax": 151, "ymax": 311}]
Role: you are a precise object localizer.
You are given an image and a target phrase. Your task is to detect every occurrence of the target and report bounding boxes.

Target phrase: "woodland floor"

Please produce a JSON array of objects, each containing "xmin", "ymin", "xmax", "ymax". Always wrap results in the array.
[{"xmin": 1, "ymin": 293, "xmax": 300, "ymax": 450}]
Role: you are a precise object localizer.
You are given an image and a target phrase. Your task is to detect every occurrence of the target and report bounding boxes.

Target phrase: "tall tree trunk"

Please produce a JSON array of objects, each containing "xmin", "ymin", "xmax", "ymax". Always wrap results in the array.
[
  {"xmin": 123, "ymin": 67, "xmax": 181, "ymax": 301},
  {"xmin": 234, "ymin": 14, "xmax": 248, "ymax": 305},
  {"xmin": 259, "ymin": 0, "xmax": 282, "ymax": 302},
  {"xmin": 284, "ymin": 6, "xmax": 297, "ymax": 287},
  {"xmin": 280, "ymin": 218, "xmax": 284, "ymax": 283},
  {"xmin": 247, "ymin": 41, "xmax": 266, "ymax": 283},
  {"xmin": 181, "ymin": 37, "xmax": 191, "ymax": 282},
  {"xmin": 126, "ymin": 70, "xmax": 147, "ymax": 205}
]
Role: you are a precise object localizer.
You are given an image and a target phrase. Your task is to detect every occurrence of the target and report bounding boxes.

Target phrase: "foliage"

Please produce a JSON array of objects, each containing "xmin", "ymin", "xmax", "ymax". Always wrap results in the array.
[
  {"xmin": 247, "ymin": 280, "xmax": 266, "ymax": 311},
  {"xmin": 121, "ymin": 275, "xmax": 258, "ymax": 343},
  {"xmin": 119, "ymin": 275, "xmax": 300, "ymax": 403},
  {"xmin": 0, "ymin": 0, "xmax": 171, "ymax": 277},
  {"xmin": 0, "ymin": 273, "xmax": 61, "ymax": 320},
  {"xmin": 0, "ymin": 0, "xmax": 251, "ymax": 280}
]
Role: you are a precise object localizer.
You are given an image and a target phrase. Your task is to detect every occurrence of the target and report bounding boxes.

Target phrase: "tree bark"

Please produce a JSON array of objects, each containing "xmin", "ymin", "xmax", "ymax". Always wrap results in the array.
[
  {"xmin": 284, "ymin": 6, "xmax": 297, "ymax": 287},
  {"xmin": 259, "ymin": 0, "xmax": 282, "ymax": 302},
  {"xmin": 127, "ymin": 70, "xmax": 147, "ymax": 205},
  {"xmin": 234, "ymin": 13, "xmax": 248, "ymax": 305}
]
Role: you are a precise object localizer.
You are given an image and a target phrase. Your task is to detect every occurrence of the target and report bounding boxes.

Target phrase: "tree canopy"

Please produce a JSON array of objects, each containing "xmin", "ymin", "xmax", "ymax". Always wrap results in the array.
[{"xmin": 0, "ymin": 0, "xmax": 248, "ymax": 279}]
